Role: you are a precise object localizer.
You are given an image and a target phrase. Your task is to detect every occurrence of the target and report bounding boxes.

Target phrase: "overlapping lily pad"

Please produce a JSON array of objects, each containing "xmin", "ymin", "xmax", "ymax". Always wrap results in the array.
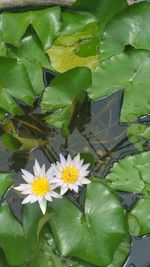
[
  {"xmin": 106, "ymin": 150, "xmax": 150, "ymax": 193},
  {"xmin": 88, "ymin": 49, "xmax": 150, "ymax": 123},
  {"xmin": 100, "ymin": 2, "xmax": 150, "ymax": 60},
  {"xmin": 128, "ymin": 196, "xmax": 150, "ymax": 236},
  {"xmin": 41, "ymin": 67, "xmax": 91, "ymax": 128},
  {"xmin": 49, "ymin": 181, "xmax": 128, "ymax": 266}
]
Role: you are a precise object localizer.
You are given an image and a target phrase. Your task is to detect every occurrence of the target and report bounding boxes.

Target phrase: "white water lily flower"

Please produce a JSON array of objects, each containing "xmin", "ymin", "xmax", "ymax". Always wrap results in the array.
[
  {"xmin": 52, "ymin": 154, "xmax": 91, "ymax": 195},
  {"xmin": 14, "ymin": 160, "xmax": 61, "ymax": 214}
]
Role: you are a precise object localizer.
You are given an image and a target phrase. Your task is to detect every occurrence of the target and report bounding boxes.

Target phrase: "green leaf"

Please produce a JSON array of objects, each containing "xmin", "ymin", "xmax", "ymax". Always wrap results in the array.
[
  {"xmin": 0, "ymin": 202, "xmax": 43, "ymax": 265},
  {"xmin": 0, "ymin": 250, "xmax": 10, "ymax": 267},
  {"xmin": 26, "ymin": 230, "xmax": 63, "ymax": 267},
  {"xmin": 128, "ymin": 124, "xmax": 150, "ymax": 151},
  {"xmin": 60, "ymin": 11, "xmax": 97, "ymax": 38},
  {"xmin": 88, "ymin": 49, "xmax": 150, "ymax": 123},
  {"xmin": 106, "ymin": 150, "xmax": 150, "ymax": 193},
  {"xmin": 47, "ymin": 45, "xmax": 99, "ymax": 73},
  {"xmin": 1, "ymin": 132, "xmax": 46, "ymax": 152},
  {"xmin": 0, "ymin": 57, "xmax": 37, "ymax": 115},
  {"xmin": 128, "ymin": 196, "xmax": 150, "ymax": 236},
  {"xmin": 0, "ymin": 173, "xmax": 12, "ymax": 198},
  {"xmin": 1, "ymin": 7, "xmax": 61, "ymax": 50},
  {"xmin": 107, "ymin": 236, "xmax": 130, "ymax": 267},
  {"xmin": 72, "ymin": 0, "xmax": 128, "ymax": 26},
  {"xmin": 41, "ymin": 67, "xmax": 92, "ymax": 128},
  {"xmin": 49, "ymin": 181, "xmax": 127, "ymax": 266},
  {"xmin": 7, "ymin": 31, "xmax": 52, "ymax": 94},
  {"xmin": 100, "ymin": 2, "xmax": 150, "ymax": 60}
]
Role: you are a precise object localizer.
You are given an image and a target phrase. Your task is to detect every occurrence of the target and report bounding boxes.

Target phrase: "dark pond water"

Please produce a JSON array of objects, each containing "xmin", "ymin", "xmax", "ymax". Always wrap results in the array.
[{"xmin": 1, "ymin": 72, "xmax": 150, "ymax": 266}]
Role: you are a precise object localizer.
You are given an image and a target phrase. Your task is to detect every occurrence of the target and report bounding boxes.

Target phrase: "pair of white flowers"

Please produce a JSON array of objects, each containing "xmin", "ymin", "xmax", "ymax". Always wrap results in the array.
[{"xmin": 15, "ymin": 154, "xmax": 90, "ymax": 214}]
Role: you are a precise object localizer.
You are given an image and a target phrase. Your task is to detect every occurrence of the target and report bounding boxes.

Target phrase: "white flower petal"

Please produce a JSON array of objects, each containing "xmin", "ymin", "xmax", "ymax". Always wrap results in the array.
[
  {"xmin": 39, "ymin": 164, "xmax": 46, "ymax": 176},
  {"xmin": 33, "ymin": 159, "xmax": 41, "ymax": 176},
  {"xmin": 67, "ymin": 154, "xmax": 72, "ymax": 165},
  {"xmin": 60, "ymin": 185, "xmax": 68, "ymax": 195},
  {"xmin": 51, "ymin": 191, "xmax": 61, "ymax": 198},
  {"xmin": 72, "ymin": 184, "xmax": 79, "ymax": 193},
  {"xmin": 14, "ymin": 184, "xmax": 29, "ymax": 191},
  {"xmin": 38, "ymin": 198, "xmax": 47, "ymax": 214},
  {"xmin": 45, "ymin": 193, "xmax": 52, "ymax": 201},
  {"xmin": 22, "ymin": 194, "xmax": 35, "ymax": 204},
  {"xmin": 51, "ymin": 183, "xmax": 60, "ymax": 190},
  {"xmin": 21, "ymin": 188, "xmax": 32, "ymax": 195},
  {"xmin": 59, "ymin": 154, "xmax": 67, "ymax": 167},
  {"xmin": 80, "ymin": 178, "xmax": 91, "ymax": 184},
  {"xmin": 21, "ymin": 169, "xmax": 34, "ymax": 182},
  {"xmin": 80, "ymin": 163, "xmax": 90, "ymax": 171},
  {"xmin": 46, "ymin": 166, "xmax": 54, "ymax": 178}
]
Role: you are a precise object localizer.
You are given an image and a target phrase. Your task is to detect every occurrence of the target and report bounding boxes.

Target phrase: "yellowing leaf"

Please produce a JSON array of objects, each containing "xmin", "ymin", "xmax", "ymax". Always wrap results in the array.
[{"xmin": 47, "ymin": 45, "xmax": 99, "ymax": 73}]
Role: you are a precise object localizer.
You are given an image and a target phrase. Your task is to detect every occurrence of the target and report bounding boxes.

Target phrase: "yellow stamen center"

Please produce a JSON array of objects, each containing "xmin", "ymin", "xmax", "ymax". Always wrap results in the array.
[
  {"xmin": 61, "ymin": 167, "xmax": 79, "ymax": 183},
  {"xmin": 32, "ymin": 177, "xmax": 50, "ymax": 196}
]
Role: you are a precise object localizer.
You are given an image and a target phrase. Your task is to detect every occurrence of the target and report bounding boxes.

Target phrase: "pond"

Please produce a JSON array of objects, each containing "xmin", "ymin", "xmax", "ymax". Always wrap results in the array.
[{"xmin": 0, "ymin": 1, "xmax": 150, "ymax": 267}]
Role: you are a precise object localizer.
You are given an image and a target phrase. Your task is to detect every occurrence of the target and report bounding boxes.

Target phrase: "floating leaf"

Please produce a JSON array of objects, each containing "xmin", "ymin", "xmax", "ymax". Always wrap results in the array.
[
  {"xmin": 88, "ymin": 49, "xmax": 150, "ymax": 123},
  {"xmin": 2, "ymin": 133, "xmax": 46, "ymax": 152},
  {"xmin": 1, "ymin": 7, "xmax": 61, "ymax": 49},
  {"xmin": 0, "ymin": 57, "xmax": 38, "ymax": 116},
  {"xmin": 128, "ymin": 196, "xmax": 150, "ymax": 236},
  {"xmin": 59, "ymin": 11, "xmax": 97, "ymax": 38},
  {"xmin": 106, "ymin": 150, "xmax": 150, "ymax": 193},
  {"xmin": 107, "ymin": 236, "xmax": 130, "ymax": 267},
  {"xmin": 128, "ymin": 124, "xmax": 150, "ymax": 151},
  {"xmin": 49, "ymin": 181, "xmax": 127, "ymax": 266},
  {"xmin": 0, "ymin": 202, "xmax": 43, "ymax": 265},
  {"xmin": 0, "ymin": 173, "xmax": 12, "ymax": 198},
  {"xmin": 48, "ymin": 45, "xmax": 99, "ymax": 73},
  {"xmin": 100, "ymin": 2, "xmax": 150, "ymax": 60},
  {"xmin": 41, "ymin": 67, "xmax": 92, "ymax": 128},
  {"xmin": 72, "ymin": 0, "xmax": 128, "ymax": 26}
]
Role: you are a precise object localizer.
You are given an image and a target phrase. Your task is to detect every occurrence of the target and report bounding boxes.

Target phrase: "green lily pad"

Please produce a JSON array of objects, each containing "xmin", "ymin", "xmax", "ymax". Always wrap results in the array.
[
  {"xmin": 0, "ymin": 57, "xmax": 38, "ymax": 115},
  {"xmin": 100, "ymin": 2, "xmax": 150, "ymax": 60},
  {"xmin": 72, "ymin": 0, "xmax": 128, "ymax": 27},
  {"xmin": 107, "ymin": 236, "xmax": 130, "ymax": 267},
  {"xmin": 128, "ymin": 196, "xmax": 150, "ymax": 236},
  {"xmin": 41, "ymin": 67, "xmax": 92, "ymax": 128},
  {"xmin": 49, "ymin": 181, "xmax": 127, "ymax": 266},
  {"xmin": 0, "ymin": 202, "xmax": 43, "ymax": 266},
  {"xmin": 1, "ymin": 7, "xmax": 61, "ymax": 49},
  {"xmin": 106, "ymin": 150, "xmax": 150, "ymax": 193},
  {"xmin": 88, "ymin": 49, "xmax": 150, "ymax": 123},
  {"xmin": 0, "ymin": 173, "xmax": 12, "ymax": 198},
  {"xmin": 128, "ymin": 124, "xmax": 150, "ymax": 151}
]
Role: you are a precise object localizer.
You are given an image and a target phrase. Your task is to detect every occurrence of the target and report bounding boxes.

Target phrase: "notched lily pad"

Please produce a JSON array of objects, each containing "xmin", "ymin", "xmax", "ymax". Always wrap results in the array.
[
  {"xmin": 128, "ymin": 196, "xmax": 150, "ymax": 236},
  {"xmin": 100, "ymin": 2, "xmax": 150, "ymax": 60},
  {"xmin": 49, "ymin": 181, "xmax": 127, "ymax": 266},
  {"xmin": 41, "ymin": 67, "xmax": 92, "ymax": 128},
  {"xmin": 106, "ymin": 150, "xmax": 150, "ymax": 193},
  {"xmin": 88, "ymin": 49, "xmax": 150, "ymax": 123}
]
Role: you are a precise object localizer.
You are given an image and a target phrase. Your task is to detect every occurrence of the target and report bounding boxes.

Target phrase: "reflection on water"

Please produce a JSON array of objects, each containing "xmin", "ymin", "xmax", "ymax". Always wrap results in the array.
[{"xmin": 1, "ymin": 83, "xmax": 150, "ymax": 266}]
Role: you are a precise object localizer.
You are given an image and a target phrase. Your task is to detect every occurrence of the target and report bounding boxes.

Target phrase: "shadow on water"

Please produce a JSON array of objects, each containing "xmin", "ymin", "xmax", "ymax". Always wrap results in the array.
[{"xmin": 1, "ymin": 69, "xmax": 150, "ymax": 266}]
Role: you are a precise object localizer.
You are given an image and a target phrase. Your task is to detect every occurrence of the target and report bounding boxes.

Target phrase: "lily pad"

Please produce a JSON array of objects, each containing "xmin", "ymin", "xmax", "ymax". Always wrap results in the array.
[
  {"xmin": 47, "ymin": 45, "xmax": 99, "ymax": 73},
  {"xmin": 88, "ymin": 49, "xmax": 150, "ymax": 123},
  {"xmin": 0, "ymin": 57, "xmax": 38, "ymax": 116},
  {"xmin": 1, "ymin": 7, "xmax": 61, "ymax": 49},
  {"xmin": 41, "ymin": 67, "xmax": 92, "ymax": 128},
  {"xmin": 128, "ymin": 124, "xmax": 150, "ymax": 151},
  {"xmin": 128, "ymin": 196, "xmax": 150, "ymax": 236},
  {"xmin": 72, "ymin": 0, "xmax": 128, "ymax": 26},
  {"xmin": 49, "ymin": 181, "xmax": 127, "ymax": 266},
  {"xmin": 100, "ymin": 2, "xmax": 150, "ymax": 60},
  {"xmin": 106, "ymin": 150, "xmax": 150, "ymax": 193},
  {"xmin": 0, "ymin": 173, "xmax": 12, "ymax": 198},
  {"xmin": 0, "ymin": 202, "xmax": 43, "ymax": 265}
]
